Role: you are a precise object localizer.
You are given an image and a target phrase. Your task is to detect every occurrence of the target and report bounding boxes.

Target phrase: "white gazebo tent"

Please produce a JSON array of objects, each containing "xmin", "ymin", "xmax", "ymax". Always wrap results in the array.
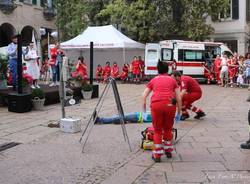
[{"xmin": 61, "ymin": 25, "xmax": 145, "ymax": 70}]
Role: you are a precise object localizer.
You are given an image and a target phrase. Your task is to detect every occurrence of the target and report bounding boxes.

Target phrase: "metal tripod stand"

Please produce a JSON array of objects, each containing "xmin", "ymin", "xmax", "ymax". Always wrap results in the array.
[{"xmin": 79, "ymin": 77, "xmax": 132, "ymax": 153}]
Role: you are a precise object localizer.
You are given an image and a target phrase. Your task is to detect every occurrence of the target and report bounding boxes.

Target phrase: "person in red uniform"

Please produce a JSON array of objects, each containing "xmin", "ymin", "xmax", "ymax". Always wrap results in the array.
[
  {"xmin": 142, "ymin": 61, "xmax": 182, "ymax": 162},
  {"xmin": 71, "ymin": 56, "xmax": 88, "ymax": 80},
  {"xmin": 49, "ymin": 45, "xmax": 58, "ymax": 86},
  {"xmin": 203, "ymin": 63, "xmax": 214, "ymax": 84},
  {"xmin": 131, "ymin": 56, "xmax": 141, "ymax": 83},
  {"xmin": 111, "ymin": 62, "xmax": 120, "ymax": 79},
  {"xmin": 228, "ymin": 54, "xmax": 238, "ymax": 87},
  {"xmin": 138, "ymin": 56, "xmax": 145, "ymax": 81},
  {"xmin": 120, "ymin": 63, "xmax": 129, "ymax": 82},
  {"xmin": 103, "ymin": 61, "xmax": 111, "ymax": 82},
  {"xmin": 172, "ymin": 71, "xmax": 206, "ymax": 120},
  {"xmin": 214, "ymin": 55, "xmax": 221, "ymax": 85},
  {"xmin": 95, "ymin": 64, "xmax": 103, "ymax": 82}
]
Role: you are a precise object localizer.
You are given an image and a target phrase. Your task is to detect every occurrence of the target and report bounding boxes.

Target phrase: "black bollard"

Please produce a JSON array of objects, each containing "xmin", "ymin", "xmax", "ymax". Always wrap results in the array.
[
  {"xmin": 17, "ymin": 34, "xmax": 23, "ymax": 94},
  {"xmin": 8, "ymin": 34, "xmax": 32, "ymax": 113},
  {"xmin": 90, "ymin": 42, "xmax": 93, "ymax": 85},
  {"xmin": 240, "ymin": 109, "xmax": 250, "ymax": 149}
]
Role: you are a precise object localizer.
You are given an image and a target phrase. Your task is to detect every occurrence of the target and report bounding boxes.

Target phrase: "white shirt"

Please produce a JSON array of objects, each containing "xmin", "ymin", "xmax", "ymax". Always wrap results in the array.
[{"xmin": 221, "ymin": 57, "xmax": 228, "ymax": 72}]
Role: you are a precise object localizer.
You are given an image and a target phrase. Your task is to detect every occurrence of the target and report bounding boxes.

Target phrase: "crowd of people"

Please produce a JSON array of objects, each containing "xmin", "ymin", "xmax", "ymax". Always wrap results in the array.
[
  {"xmin": 6, "ymin": 33, "xmax": 250, "ymax": 91},
  {"xmin": 39, "ymin": 55, "xmax": 145, "ymax": 86},
  {"xmin": 204, "ymin": 52, "xmax": 250, "ymax": 88},
  {"xmin": 95, "ymin": 56, "xmax": 145, "ymax": 83},
  {"xmin": 6, "ymin": 35, "xmax": 65, "ymax": 90}
]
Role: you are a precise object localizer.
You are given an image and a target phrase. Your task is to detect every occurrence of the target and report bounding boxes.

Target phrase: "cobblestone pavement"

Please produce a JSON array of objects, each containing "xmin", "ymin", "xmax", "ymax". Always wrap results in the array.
[{"xmin": 0, "ymin": 84, "xmax": 250, "ymax": 184}]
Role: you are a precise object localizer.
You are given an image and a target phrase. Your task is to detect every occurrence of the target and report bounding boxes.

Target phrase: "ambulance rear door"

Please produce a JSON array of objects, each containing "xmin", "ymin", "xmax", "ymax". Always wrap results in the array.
[
  {"xmin": 145, "ymin": 43, "xmax": 161, "ymax": 75},
  {"xmin": 160, "ymin": 41, "xmax": 174, "ymax": 74}
]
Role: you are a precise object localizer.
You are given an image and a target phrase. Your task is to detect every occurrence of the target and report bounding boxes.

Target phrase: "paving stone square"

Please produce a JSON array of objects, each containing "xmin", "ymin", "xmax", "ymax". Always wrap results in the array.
[{"xmin": 0, "ymin": 84, "xmax": 250, "ymax": 184}]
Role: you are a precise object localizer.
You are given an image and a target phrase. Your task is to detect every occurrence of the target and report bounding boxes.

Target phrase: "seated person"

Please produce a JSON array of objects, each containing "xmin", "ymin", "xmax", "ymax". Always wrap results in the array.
[
  {"xmin": 111, "ymin": 62, "xmax": 120, "ymax": 79},
  {"xmin": 71, "ymin": 57, "xmax": 88, "ymax": 80},
  {"xmin": 103, "ymin": 61, "xmax": 111, "ymax": 82},
  {"xmin": 120, "ymin": 63, "xmax": 129, "ymax": 82},
  {"xmin": 96, "ymin": 64, "xmax": 103, "ymax": 82}
]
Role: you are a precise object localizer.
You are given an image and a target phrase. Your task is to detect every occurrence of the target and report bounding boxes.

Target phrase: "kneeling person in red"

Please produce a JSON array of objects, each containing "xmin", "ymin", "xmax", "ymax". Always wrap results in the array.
[
  {"xmin": 143, "ymin": 61, "xmax": 181, "ymax": 162},
  {"xmin": 172, "ymin": 71, "xmax": 206, "ymax": 120}
]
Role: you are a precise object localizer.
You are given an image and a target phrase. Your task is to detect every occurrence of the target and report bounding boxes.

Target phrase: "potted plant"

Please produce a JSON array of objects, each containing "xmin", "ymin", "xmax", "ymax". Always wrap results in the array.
[
  {"xmin": 71, "ymin": 74, "xmax": 83, "ymax": 88},
  {"xmin": 31, "ymin": 88, "xmax": 45, "ymax": 110},
  {"xmin": 0, "ymin": 53, "xmax": 8, "ymax": 89},
  {"xmin": 81, "ymin": 82, "xmax": 93, "ymax": 100},
  {"xmin": 22, "ymin": 73, "xmax": 33, "ymax": 93}
]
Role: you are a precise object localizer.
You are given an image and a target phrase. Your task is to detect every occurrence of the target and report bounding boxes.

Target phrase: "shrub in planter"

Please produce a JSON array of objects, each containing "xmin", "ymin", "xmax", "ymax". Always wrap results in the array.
[
  {"xmin": 31, "ymin": 88, "xmax": 45, "ymax": 110},
  {"xmin": 81, "ymin": 82, "xmax": 93, "ymax": 100},
  {"xmin": 0, "ymin": 53, "xmax": 8, "ymax": 89},
  {"xmin": 82, "ymin": 82, "xmax": 93, "ymax": 91}
]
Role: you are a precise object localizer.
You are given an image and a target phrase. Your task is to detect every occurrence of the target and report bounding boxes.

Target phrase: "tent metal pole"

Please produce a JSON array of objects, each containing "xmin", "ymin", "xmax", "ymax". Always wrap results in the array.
[{"xmin": 123, "ymin": 47, "xmax": 125, "ymax": 63}]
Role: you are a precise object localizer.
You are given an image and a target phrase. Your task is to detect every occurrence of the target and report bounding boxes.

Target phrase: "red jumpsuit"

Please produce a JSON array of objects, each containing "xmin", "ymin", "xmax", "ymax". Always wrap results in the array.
[
  {"xmin": 120, "ymin": 64, "xmax": 129, "ymax": 81},
  {"xmin": 181, "ymin": 76, "xmax": 203, "ymax": 115},
  {"xmin": 138, "ymin": 59, "xmax": 145, "ymax": 79},
  {"xmin": 132, "ymin": 60, "xmax": 140, "ymax": 75},
  {"xmin": 71, "ymin": 63, "xmax": 88, "ymax": 80},
  {"xmin": 96, "ymin": 65, "xmax": 103, "ymax": 81},
  {"xmin": 228, "ymin": 58, "xmax": 238, "ymax": 82},
  {"xmin": 103, "ymin": 65, "xmax": 111, "ymax": 82},
  {"xmin": 49, "ymin": 47, "xmax": 57, "ymax": 66},
  {"xmin": 204, "ymin": 64, "xmax": 213, "ymax": 84},
  {"xmin": 111, "ymin": 64, "xmax": 119, "ymax": 79},
  {"xmin": 214, "ymin": 58, "xmax": 221, "ymax": 84},
  {"xmin": 147, "ymin": 75, "xmax": 178, "ymax": 159}
]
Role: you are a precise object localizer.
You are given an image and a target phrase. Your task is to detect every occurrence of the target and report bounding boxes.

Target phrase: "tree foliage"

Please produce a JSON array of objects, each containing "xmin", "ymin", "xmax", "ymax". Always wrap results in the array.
[{"xmin": 55, "ymin": 0, "xmax": 230, "ymax": 42}]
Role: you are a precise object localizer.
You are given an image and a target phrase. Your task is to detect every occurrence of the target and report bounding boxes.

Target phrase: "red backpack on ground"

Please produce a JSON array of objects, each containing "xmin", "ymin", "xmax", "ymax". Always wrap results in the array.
[{"xmin": 140, "ymin": 126, "xmax": 178, "ymax": 150}]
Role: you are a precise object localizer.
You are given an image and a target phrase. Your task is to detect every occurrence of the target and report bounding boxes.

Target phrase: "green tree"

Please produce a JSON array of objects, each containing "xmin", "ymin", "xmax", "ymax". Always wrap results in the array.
[
  {"xmin": 179, "ymin": 0, "xmax": 230, "ymax": 41},
  {"xmin": 55, "ymin": 0, "xmax": 230, "ymax": 42},
  {"xmin": 54, "ymin": 0, "xmax": 109, "ymax": 41}
]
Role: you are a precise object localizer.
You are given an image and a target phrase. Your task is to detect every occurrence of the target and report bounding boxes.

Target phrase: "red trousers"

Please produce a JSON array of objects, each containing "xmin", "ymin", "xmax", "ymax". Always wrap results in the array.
[
  {"xmin": 182, "ymin": 92, "xmax": 202, "ymax": 112},
  {"xmin": 151, "ymin": 101, "xmax": 176, "ymax": 145}
]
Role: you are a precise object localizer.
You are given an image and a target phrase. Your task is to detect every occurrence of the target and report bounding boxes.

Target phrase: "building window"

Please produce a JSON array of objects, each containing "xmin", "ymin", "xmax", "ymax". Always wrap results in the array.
[
  {"xmin": 216, "ymin": 0, "xmax": 239, "ymax": 21},
  {"xmin": 219, "ymin": 0, "xmax": 231, "ymax": 19},
  {"xmin": 19, "ymin": 0, "xmax": 37, "ymax": 5},
  {"xmin": 247, "ymin": 0, "xmax": 250, "ymax": 22}
]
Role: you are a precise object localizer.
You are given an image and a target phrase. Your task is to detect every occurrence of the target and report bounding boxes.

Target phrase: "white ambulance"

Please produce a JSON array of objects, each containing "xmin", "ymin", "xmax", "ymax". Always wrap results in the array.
[{"xmin": 145, "ymin": 40, "xmax": 233, "ymax": 81}]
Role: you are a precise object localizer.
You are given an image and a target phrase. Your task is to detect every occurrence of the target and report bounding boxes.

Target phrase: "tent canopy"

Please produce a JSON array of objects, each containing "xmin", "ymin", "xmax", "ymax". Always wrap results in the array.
[{"xmin": 61, "ymin": 25, "xmax": 145, "ymax": 49}]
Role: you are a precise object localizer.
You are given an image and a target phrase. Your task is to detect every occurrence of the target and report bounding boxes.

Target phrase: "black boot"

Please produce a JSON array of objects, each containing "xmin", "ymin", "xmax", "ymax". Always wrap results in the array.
[
  {"xmin": 194, "ymin": 111, "xmax": 206, "ymax": 119},
  {"xmin": 180, "ymin": 114, "xmax": 190, "ymax": 121},
  {"xmin": 240, "ymin": 140, "xmax": 250, "ymax": 149}
]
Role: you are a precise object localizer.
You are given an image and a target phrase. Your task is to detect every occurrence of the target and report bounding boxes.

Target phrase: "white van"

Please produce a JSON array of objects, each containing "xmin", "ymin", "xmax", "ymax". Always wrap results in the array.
[{"xmin": 145, "ymin": 40, "xmax": 233, "ymax": 81}]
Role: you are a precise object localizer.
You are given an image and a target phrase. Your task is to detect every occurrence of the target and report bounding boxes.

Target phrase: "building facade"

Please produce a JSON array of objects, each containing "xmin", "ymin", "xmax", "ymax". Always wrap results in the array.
[
  {"xmin": 0, "ymin": 0, "xmax": 56, "ymax": 58},
  {"xmin": 208, "ymin": 0, "xmax": 250, "ymax": 56}
]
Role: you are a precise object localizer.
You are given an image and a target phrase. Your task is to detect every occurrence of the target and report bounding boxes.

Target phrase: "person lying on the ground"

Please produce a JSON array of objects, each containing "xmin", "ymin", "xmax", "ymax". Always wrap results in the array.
[{"xmin": 95, "ymin": 111, "xmax": 152, "ymax": 124}]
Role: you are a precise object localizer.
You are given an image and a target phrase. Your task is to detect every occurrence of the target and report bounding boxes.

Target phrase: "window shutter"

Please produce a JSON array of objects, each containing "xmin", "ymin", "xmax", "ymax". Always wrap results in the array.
[
  {"xmin": 232, "ymin": 0, "xmax": 239, "ymax": 19},
  {"xmin": 247, "ymin": 0, "xmax": 250, "ymax": 21}
]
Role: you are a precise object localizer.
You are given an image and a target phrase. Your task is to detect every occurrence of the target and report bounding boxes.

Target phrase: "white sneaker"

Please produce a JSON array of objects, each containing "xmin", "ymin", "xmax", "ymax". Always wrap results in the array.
[
  {"xmin": 31, "ymin": 85, "xmax": 36, "ymax": 89},
  {"xmin": 56, "ymin": 81, "xmax": 60, "ymax": 86},
  {"xmin": 49, "ymin": 82, "xmax": 55, "ymax": 87},
  {"xmin": 35, "ymin": 84, "xmax": 40, "ymax": 88}
]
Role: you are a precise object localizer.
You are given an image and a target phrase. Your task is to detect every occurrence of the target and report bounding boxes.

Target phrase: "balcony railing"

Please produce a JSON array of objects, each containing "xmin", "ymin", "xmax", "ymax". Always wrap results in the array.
[
  {"xmin": 43, "ymin": 7, "xmax": 56, "ymax": 20},
  {"xmin": 0, "ymin": 0, "xmax": 16, "ymax": 14}
]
